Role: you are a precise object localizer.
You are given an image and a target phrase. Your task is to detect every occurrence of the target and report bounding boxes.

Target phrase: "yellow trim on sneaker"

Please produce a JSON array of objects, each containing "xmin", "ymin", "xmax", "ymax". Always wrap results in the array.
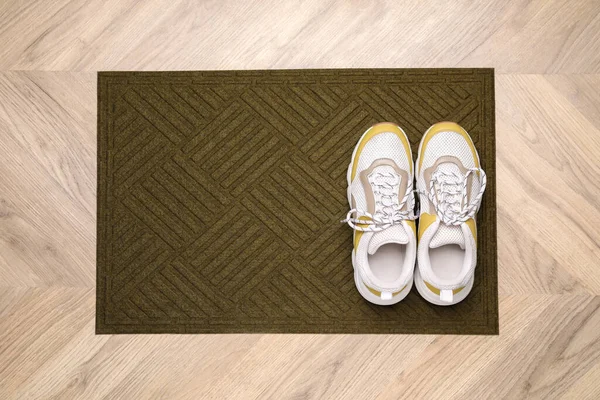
[
  {"xmin": 366, "ymin": 284, "xmax": 406, "ymax": 298},
  {"xmin": 424, "ymin": 281, "xmax": 465, "ymax": 296},
  {"xmin": 418, "ymin": 122, "xmax": 479, "ymax": 171},
  {"xmin": 465, "ymin": 218, "xmax": 477, "ymax": 241},
  {"xmin": 419, "ymin": 215, "xmax": 476, "ymax": 242},
  {"xmin": 351, "ymin": 122, "xmax": 412, "ymax": 181},
  {"xmin": 418, "ymin": 213, "xmax": 437, "ymax": 241},
  {"xmin": 353, "ymin": 216, "xmax": 371, "ymax": 248}
]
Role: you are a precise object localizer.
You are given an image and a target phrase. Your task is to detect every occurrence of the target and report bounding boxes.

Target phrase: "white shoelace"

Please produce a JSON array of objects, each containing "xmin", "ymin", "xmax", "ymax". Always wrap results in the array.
[
  {"xmin": 342, "ymin": 171, "xmax": 417, "ymax": 232},
  {"xmin": 424, "ymin": 167, "xmax": 487, "ymax": 225}
]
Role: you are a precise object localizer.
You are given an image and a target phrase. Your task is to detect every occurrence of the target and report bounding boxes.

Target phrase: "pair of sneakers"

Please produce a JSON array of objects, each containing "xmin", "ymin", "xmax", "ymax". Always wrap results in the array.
[{"xmin": 343, "ymin": 122, "xmax": 486, "ymax": 306}]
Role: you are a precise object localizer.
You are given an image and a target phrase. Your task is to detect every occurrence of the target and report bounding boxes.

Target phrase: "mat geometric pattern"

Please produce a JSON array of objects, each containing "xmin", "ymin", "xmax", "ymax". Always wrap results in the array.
[{"xmin": 97, "ymin": 69, "xmax": 497, "ymax": 334}]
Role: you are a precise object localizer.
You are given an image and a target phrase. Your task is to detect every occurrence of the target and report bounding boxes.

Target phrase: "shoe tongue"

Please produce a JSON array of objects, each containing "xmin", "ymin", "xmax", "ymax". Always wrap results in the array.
[
  {"xmin": 429, "ymin": 162, "xmax": 467, "ymax": 250},
  {"xmin": 437, "ymin": 162, "xmax": 463, "ymax": 178},
  {"xmin": 430, "ymin": 224, "xmax": 465, "ymax": 249},
  {"xmin": 368, "ymin": 224, "xmax": 408, "ymax": 255}
]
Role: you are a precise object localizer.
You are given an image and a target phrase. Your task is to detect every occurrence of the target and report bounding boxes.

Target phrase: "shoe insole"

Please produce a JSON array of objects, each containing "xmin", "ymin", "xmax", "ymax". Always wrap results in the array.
[
  {"xmin": 429, "ymin": 244, "xmax": 465, "ymax": 280},
  {"xmin": 368, "ymin": 244, "xmax": 405, "ymax": 282}
]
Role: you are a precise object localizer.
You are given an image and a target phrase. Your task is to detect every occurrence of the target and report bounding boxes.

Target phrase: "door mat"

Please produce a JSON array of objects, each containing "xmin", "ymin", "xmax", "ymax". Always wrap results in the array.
[{"xmin": 97, "ymin": 69, "xmax": 497, "ymax": 334}]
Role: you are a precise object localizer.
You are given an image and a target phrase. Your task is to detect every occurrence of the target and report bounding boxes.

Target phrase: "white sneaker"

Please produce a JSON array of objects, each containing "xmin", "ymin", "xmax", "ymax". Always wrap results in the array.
[
  {"xmin": 343, "ymin": 122, "xmax": 417, "ymax": 305},
  {"xmin": 415, "ymin": 122, "xmax": 487, "ymax": 306}
]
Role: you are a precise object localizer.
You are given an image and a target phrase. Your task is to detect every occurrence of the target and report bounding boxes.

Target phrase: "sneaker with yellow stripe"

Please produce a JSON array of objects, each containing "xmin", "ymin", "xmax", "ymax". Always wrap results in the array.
[
  {"xmin": 415, "ymin": 122, "xmax": 487, "ymax": 306},
  {"xmin": 342, "ymin": 122, "xmax": 417, "ymax": 306}
]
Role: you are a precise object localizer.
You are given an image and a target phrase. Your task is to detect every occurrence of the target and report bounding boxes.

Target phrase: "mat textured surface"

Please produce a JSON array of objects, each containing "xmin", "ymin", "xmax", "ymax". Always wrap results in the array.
[{"xmin": 97, "ymin": 69, "xmax": 497, "ymax": 334}]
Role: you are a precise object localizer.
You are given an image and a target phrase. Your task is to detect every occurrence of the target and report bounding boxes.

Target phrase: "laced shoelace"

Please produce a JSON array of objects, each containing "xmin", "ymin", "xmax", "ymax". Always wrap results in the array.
[
  {"xmin": 423, "ymin": 167, "xmax": 487, "ymax": 225},
  {"xmin": 342, "ymin": 171, "xmax": 417, "ymax": 232}
]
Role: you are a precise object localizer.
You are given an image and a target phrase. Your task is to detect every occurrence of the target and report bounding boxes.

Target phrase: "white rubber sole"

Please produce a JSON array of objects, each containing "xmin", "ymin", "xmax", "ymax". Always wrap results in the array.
[
  {"xmin": 414, "ymin": 122, "xmax": 479, "ymax": 306},
  {"xmin": 347, "ymin": 123, "xmax": 413, "ymax": 306}
]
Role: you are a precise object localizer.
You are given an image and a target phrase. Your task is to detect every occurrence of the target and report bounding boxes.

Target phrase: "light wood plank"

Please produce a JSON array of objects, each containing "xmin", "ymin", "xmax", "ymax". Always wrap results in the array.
[
  {"xmin": 0, "ymin": 1, "xmax": 599, "ymax": 72},
  {"xmin": 497, "ymin": 75, "xmax": 600, "ymax": 295},
  {"xmin": 0, "ymin": 72, "xmax": 96, "ymax": 287},
  {"xmin": 1, "ymin": 292, "xmax": 599, "ymax": 399}
]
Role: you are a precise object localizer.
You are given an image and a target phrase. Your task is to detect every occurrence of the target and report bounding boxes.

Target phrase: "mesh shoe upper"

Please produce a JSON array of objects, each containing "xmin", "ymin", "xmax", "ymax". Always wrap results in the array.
[{"xmin": 351, "ymin": 132, "xmax": 414, "ymax": 214}]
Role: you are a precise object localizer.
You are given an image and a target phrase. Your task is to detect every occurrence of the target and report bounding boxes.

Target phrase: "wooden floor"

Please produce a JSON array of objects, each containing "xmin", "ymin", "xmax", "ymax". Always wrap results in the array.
[{"xmin": 1, "ymin": 1, "xmax": 600, "ymax": 399}]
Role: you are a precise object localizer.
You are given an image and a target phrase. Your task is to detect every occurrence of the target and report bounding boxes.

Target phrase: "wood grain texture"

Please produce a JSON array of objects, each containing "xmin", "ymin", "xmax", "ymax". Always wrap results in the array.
[{"xmin": 1, "ymin": 0, "xmax": 599, "ymax": 398}]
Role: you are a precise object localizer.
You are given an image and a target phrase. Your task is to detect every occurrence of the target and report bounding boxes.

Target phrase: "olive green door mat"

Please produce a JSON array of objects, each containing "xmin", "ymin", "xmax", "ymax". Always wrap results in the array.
[{"xmin": 97, "ymin": 69, "xmax": 497, "ymax": 334}]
